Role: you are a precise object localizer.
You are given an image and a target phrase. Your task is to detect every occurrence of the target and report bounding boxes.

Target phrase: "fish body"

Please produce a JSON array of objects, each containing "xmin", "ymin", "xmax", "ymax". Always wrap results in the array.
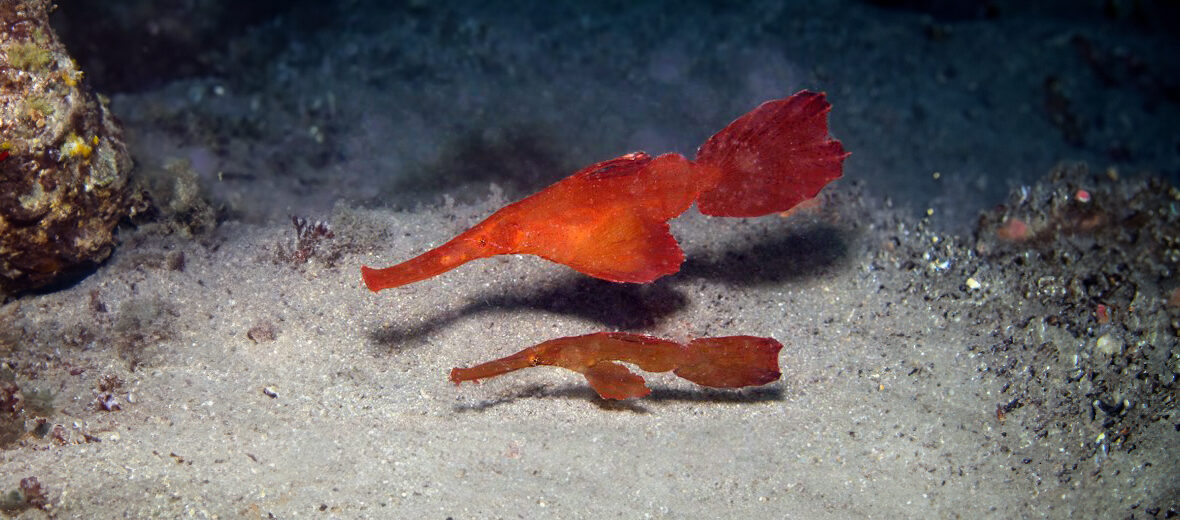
[
  {"xmin": 362, "ymin": 90, "xmax": 847, "ymax": 292},
  {"xmin": 450, "ymin": 332, "xmax": 783, "ymax": 400}
]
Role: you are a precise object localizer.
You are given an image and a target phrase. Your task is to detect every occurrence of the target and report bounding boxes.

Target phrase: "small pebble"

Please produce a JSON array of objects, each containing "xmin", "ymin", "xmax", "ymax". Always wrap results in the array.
[
  {"xmin": 1096, "ymin": 334, "xmax": 1124, "ymax": 356},
  {"xmin": 247, "ymin": 321, "xmax": 278, "ymax": 343}
]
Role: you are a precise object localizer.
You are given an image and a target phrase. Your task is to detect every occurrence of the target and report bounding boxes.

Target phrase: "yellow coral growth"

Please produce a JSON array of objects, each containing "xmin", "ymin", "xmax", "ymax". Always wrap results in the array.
[
  {"xmin": 61, "ymin": 67, "xmax": 83, "ymax": 87},
  {"xmin": 60, "ymin": 133, "xmax": 92, "ymax": 159}
]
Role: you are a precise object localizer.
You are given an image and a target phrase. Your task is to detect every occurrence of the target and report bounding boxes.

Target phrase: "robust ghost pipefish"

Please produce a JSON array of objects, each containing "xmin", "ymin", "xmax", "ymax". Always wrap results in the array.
[
  {"xmin": 450, "ymin": 332, "xmax": 784, "ymax": 400},
  {"xmin": 361, "ymin": 90, "xmax": 848, "ymax": 292}
]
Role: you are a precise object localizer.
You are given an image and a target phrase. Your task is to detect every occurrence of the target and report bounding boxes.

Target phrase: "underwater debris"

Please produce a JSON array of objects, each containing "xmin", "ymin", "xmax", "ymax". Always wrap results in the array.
[
  {"xmin": 451, "ymin": 332, "xmax": 783, "ymax": 400},
  {"xmin": 0, "ymin": 378, "xmax": 23, "ymax": 446},
  {"xmin": 975, "ymin": 163, "xmax": 1114, "ymax": 252},
  {"xmin": 93, "ymin": 374, "xmax": 123, "ymax": 412},
  {"xmin": 0, "ymin": 476, "xmax": 47, "ymax": 513},
  {"xmin": 362, "ymin": 90, "xmax": 846, "ymax": 291},
  {"xmin": 94, "ymin": 393, "xmax": 121, "ymax": 412},
  {"xmin": 276, "ymin": 215, "xmax": 336, "ymax": 266},
  {"xmin": 246, "ymin": 320, "xmax": 278, "ymax": 343}
]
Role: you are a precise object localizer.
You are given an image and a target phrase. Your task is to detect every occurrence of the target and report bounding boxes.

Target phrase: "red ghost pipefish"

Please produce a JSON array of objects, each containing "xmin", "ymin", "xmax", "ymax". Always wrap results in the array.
[
  {"xmin": 362, "ymin": 90, "xmax": 848, "ymax": 292},
  {"xmin": 450, "ymin": 332, "xmax": 784, "ymax": 400}
]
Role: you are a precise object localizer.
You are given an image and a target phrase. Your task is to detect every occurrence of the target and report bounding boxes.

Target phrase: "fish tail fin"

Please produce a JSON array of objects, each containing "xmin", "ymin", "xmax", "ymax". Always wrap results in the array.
[
  {"xmin": 673, "ymin": 336, "xmax": 783, "ymax": 388},
  {"xmin": 695, "ymin": 90, "xmax": 848, "ymax": 217}
]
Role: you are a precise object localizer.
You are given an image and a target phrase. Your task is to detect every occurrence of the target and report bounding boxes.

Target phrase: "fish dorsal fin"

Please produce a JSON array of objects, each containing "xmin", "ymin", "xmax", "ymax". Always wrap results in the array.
[{"xmin": 573, "ymin": 151, "xmax": 652, "ymax": 180}]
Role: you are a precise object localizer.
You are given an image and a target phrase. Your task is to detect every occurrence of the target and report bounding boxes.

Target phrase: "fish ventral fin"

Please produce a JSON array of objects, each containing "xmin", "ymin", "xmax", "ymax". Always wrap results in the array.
[{"xmin": 520, "ymin": 153, "xmax": 697, "ymax": 283}]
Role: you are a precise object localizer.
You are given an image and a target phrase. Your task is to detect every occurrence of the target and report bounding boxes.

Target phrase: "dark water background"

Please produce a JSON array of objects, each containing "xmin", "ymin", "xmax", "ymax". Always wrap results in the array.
[{"xmin": 50, "ymin": 0, "xmax": 1180, "ymax": 232}]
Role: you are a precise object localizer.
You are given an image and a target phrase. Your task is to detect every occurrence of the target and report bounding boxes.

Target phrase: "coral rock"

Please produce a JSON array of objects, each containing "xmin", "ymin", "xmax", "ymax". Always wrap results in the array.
[{"xmin": 0, "ymin": 0, "xmax": 133, "ymax": 295}]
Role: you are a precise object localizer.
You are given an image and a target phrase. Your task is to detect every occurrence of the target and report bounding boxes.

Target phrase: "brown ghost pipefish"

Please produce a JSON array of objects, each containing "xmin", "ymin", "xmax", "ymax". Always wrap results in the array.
[{"xmin": 361, "ymin": 90, "xmax": 848, "ymax": 291}]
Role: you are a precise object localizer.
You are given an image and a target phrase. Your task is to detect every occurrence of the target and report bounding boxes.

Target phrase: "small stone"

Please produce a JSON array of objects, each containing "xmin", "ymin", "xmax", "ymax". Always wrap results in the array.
[
  {"xmin": 1096, "ymin": 334, "xmax": 1124, "ymax": 356},
  {"xmin": 996, "ymin": 218, "xmax": 1030, "ymax": 242},
  {"xmin": 247, "ymin": 321, "xmax": 278, "ymax": 343},
  {"xmin": 966, "ymin": 277, "xmax": 981, "ymax": 290}
]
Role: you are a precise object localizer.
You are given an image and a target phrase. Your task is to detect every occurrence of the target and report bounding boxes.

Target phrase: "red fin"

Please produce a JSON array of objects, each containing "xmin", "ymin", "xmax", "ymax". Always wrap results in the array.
[
  {"xmin": 572, "ymin": 151, "xmax": 653, "ymax": 181},
  {"xmin": 582, "ymin": 361, "xmax": 651, "ymax": 399},
  {"xmin": 528, "ymin": 215, "xmax": 683, "ymax": 283},
  {"xmin": 673, "ymin": 336, "xmax": 783, "ymax": 388},
  {"xmin": 695, "ymin": 91, "xmax": 848, "ymax": 217}
]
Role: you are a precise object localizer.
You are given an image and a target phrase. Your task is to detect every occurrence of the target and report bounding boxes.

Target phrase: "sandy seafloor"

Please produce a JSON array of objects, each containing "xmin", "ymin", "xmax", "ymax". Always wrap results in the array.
[{"xmin": 2, "ymin": 0, "xmax": 1179, "ymax": 518}]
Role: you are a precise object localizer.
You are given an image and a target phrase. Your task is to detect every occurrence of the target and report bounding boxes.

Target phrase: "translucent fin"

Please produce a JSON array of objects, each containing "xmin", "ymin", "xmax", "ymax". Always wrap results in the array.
[
  {"xmin": 582, "ymin": 361, "xmax": 651, "ymax": 399},
  {"xmin": 512, "ymin": 154, "xmax": 700, "ymax": 283},
  {"xmin": 674, "ymin": 336, "xmax": 783, "ymax": 388},
  {"xmin": 695, "ymin": 91, "xmax": 848, "ymax": 217}
]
